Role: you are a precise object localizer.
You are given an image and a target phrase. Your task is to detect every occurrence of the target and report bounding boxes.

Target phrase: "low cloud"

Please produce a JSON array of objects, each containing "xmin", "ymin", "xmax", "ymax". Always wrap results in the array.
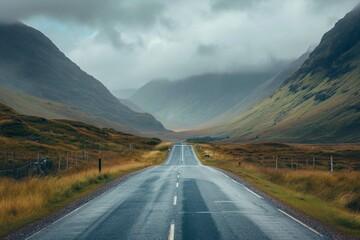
[
  {"xmin": 0, "ymin": 0, "xmax": 359, "ymax": 90},
  {"xmin": 196, "ymin": 43, "xmax": 218, "ymax": 57}
]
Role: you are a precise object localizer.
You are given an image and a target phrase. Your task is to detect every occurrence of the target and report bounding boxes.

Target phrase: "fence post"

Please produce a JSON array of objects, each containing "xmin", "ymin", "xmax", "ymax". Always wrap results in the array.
[
  {"xmin": 66, "ymin": 152, "xmax": 69, "ymax": 168},
  {"xmin": 58, "ymin": 155, "xmax": 61, "ymax": 172},
  {"xmin": 276, "ymin": 155, "xmax": 278, "ymax": 171},
  {"xmin": 330, "ymin": 155, "xmax": 334, "ymax": 172},
  {"xmin": 313, "ymin": 156, "xmax": 315, "ymax": 170},
  {"xmin": 12, "ymin": 152, "xmax": 16, "ymax": 177}
]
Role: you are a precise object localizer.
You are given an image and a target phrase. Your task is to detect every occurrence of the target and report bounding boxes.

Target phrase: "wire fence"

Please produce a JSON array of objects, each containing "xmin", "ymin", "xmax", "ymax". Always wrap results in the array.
[
  {"xmin": 0, "ymin": 149, "xmax": 136, "ymax": 179},
  {"xmin": 205, "ymin": 148, "xmax": 360, "ymax": 172}
]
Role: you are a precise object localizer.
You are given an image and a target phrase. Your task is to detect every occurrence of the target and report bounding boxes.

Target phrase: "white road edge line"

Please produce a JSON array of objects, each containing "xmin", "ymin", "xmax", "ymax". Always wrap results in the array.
[
  {"xmin": 168, "ymin": 223, "xmax": 175, "ymax": 240},
  {"xmin": 244, "ymin": 187, "xmax": 263, "ymax": 199},
  {"xmin": 173, "ymin": 196, "xmax": 177, "ymax": 205},
  {"xmin": 26, "ymin": 166, "xmax": 157, "ymax": 239},
  {"xmin": 278, "ymin": 209, "xmax": 323, "ymax": 237}
]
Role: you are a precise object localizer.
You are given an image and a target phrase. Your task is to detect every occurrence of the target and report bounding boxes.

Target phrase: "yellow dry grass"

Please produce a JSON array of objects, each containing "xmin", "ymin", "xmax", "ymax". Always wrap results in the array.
[
  {"xmin": 194, "ymin": 143, "xmax": 360, "ymax": 238},
  {"xmin": 155, "ymin": 142, "xmax": 172, "ymax": 151},
  {"xmin": 0, "ymin": 149, "xmax": 169, "ymax": 237}
]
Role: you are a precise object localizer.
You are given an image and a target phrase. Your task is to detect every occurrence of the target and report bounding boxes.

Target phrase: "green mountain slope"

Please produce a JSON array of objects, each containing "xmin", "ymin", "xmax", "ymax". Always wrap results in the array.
[
  {"xmin": 0, "ymin": 22, "xmax": 167, "ymax": 133},
  {"xmin": 131, "ymin": 71, "xmax": 280, "ymax": 130},
  {"xmin": 204, "ymin": 51, "xmax": 311, "ymax": 127},
  {"xmin": 204, "ymin": 5, "xmax": 360, "ymax": 143}
]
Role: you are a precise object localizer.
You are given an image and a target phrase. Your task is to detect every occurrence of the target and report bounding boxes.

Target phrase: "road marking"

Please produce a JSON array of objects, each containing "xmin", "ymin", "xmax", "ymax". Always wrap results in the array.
[
  {"xmin": 178, "ymin": 174, "xmax": 180, "ymax": 178},
  {"xmin": 176, "ymin": 182, "xmax": 179, "ymax": 188},
  {"xmin": 173, "ymin": 196, "xmax": 177, "ymax": 205},
  {"xmin": 208, "ymin": 166, "xmax": 231, "ymax": 179},
  {"xmin": 26, "ymin": 166, "xmax": 158, "ymax": 239},
  {"xmin": 168, "ymin": 223, "xmax": 175, "ymax": 240},
  {"xmin": 232, "ymin": 179, "xmax": 239, "ymax": 184},
  {"xmin": 278, "ymin": 209, "xmax": 323, "ymax": 237},
  {"xmin": 181, "ymin": 145, "xmax": 184, "ymax": 163},
  {"xmin": 244, "ymin": 187, "xmax": 263, "ymax": 199}
]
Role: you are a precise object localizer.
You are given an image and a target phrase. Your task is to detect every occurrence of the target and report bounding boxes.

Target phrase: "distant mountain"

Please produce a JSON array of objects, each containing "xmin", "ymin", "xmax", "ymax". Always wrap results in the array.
[
  {"xmin": 0, "ymin": 22, "xmax": 167, "ymax": 133},
  {"xmin": 118, "ymin": 98, "xmax": 145, "ymax": 113},
  {"xmin": 131, "ymin": 70, "xmax": 280, "ymax": 130},
  {"xmin": 205, "ymin": 51, "xmax": 311, "ymax": 127},
  {"xmin": 0, "ymin": 87, "xmax": 138, "ymax": 134},
  {"xmin": 112, "ymin": 88, "xmax": 138, "ymax": 99},
  {"xmin": 202, "ymin": 5, "xmax": 360, "ymax": 143}
]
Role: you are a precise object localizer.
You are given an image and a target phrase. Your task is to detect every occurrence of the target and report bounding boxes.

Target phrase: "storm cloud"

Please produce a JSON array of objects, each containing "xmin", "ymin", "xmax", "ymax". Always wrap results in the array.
[{"xmin": 0, "ymin": 0, "xmax": 359, "ymax": 90}]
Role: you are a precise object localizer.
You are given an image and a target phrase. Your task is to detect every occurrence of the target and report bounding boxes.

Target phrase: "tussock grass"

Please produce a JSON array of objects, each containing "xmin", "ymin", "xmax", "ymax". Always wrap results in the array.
[
  {"xmin": 155, "ymin": 142, "xmax": 172, "ymax": 151},
  {"xmin": 0, "ymin": 102, "xmax": 170, "ymax": 237},
  {"xmin": 194, "ymin": 143, "xmax": 360, "ymax": 238},
  {"xmin": 0, "ymin": 150, "xmax": 168, "ymax": 237}
]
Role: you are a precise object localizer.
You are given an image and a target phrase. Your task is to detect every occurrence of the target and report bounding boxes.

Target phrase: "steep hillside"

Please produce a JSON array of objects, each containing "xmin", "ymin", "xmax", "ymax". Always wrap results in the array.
[
  {"xmin": 204, "ymin": 5, "xmax": 360, "ymax": 143},
  {"xmin": 0, "ymin": 103, "xmax": 161, "ymax": 152},
  {"xmin": 112, "ymin": 88, "xmax": 137, "ymax": 99},
  {"xmin": 205, "ymin": 51, "xmax": 311, "ymax": 127},
  {"xmin": 131, "ymin": 71, "xmax": 279, "ymax": 130},
  {"xmin": 118, "ymin": 98, "xmax": 145, "ymax": 113},
  {"xmin": 0, "ymin": 22, "xmax": 167, "ymax": 133},
  {"xmin": 0, "ymin": 87, "xmax": 138, "ymax": 134}
]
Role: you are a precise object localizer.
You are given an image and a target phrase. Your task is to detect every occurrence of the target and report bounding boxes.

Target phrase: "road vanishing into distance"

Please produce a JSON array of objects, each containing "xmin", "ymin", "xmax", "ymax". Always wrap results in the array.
[{"xmin": 28, "ymin": 144, "xmax": 325, "ymax": 240}]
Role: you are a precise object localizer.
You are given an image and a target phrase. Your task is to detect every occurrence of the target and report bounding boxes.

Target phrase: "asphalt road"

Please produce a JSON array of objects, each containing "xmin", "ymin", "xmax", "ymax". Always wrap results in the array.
[{"xmin": 28, "ymin": 143, "xmax": 325, "ymax": 240}]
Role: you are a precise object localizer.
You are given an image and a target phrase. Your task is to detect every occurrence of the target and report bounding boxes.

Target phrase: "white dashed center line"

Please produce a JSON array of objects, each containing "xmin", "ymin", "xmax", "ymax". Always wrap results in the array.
[{"xmin": 168, "ymin": 223, "xmax": 175, "ymax": 240}]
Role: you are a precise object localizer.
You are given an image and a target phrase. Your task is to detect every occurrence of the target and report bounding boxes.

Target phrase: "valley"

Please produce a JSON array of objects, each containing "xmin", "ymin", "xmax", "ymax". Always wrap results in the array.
[{"xmin": 0, "ymin": 1, "xmax": 359, "ymax": 240}]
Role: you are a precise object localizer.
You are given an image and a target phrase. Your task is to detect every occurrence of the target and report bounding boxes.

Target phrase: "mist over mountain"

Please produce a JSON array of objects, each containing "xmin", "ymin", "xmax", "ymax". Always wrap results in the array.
[
  {"xmin": 200, "ymin": 5, "xmax": 360, "ymax": 143},
  {"xmin": 112, "ymin": 88, "xmax": 138, "ymax": 99},
  {"xmin": 0, "ymin": 22, "xmax": 167, "ymax": 134},
  {"xmin": 131, "ymin": 70, "xmax": 281, "ymax": 130},
  {"xmin": 205, "ymin": 51, "xmax": 311, "ymax": 127}
]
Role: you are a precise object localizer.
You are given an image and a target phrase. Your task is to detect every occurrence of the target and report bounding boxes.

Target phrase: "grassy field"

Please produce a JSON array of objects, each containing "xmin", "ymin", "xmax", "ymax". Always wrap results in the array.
[
  {"xmin": 0, "ymin": 143, "xmax": 171, "ymax": 238},
  {"xmin": 194, "ymin": 142, "xmax": 360, "ymax": 238},
  {"xmin": 0, "ymin": 103, "xmax": 172, "ymax": 237}
]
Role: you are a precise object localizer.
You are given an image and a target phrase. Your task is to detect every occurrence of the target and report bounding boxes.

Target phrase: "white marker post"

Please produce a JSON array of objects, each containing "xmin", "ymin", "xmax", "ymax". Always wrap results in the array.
[{"xmin": 330, "ymin": 155, "xmax": 333, "ymax": 172}]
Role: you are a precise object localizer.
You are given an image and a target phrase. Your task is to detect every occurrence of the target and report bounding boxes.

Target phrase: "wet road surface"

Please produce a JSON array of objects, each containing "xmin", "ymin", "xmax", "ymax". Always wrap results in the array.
[{"xmin": 29, "ymin": 143, "xmax": 325, "ymax": 240}]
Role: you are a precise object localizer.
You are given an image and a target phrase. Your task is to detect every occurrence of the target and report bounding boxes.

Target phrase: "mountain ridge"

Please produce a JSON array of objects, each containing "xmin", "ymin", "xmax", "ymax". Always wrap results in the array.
[
  {"xmin": 131, "ymin": 70, "xmax": 281, "ymax": 130},
  {"xmin": 196, "ymin": 6, "xmax": 360, "ymax": 143},
  {"xmin": 0, "ymin": 22, "xmax": 168, "ymax": 133}
]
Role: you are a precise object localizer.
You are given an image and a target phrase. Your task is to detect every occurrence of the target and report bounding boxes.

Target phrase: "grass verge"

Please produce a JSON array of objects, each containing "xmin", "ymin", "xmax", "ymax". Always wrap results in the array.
[
  {"xmin": 0, "ymin": 148, "xmax": 169, "ymax": 238},
  {"xmin": 194, "ymin": 143, "xmax": 360, "ymax": 238}
]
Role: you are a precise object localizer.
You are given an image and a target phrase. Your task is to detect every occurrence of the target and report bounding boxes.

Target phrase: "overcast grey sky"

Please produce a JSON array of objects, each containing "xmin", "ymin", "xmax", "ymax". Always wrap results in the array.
[{"xmin": 0, "ymin": 0, "xmax": 359, "ymax": 90}]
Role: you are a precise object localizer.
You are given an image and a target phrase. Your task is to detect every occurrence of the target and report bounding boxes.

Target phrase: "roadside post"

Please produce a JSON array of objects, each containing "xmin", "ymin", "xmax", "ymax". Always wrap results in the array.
[{"xmin": 330, "ymin": 156, "xmax": 333, "ymax": 172}]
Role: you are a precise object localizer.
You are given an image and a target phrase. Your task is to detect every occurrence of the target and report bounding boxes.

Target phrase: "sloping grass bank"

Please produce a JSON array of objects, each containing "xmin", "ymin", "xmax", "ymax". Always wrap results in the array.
[{"xmin": 194, "ymin": 143, "xmax": 360, "ymax": 238}]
